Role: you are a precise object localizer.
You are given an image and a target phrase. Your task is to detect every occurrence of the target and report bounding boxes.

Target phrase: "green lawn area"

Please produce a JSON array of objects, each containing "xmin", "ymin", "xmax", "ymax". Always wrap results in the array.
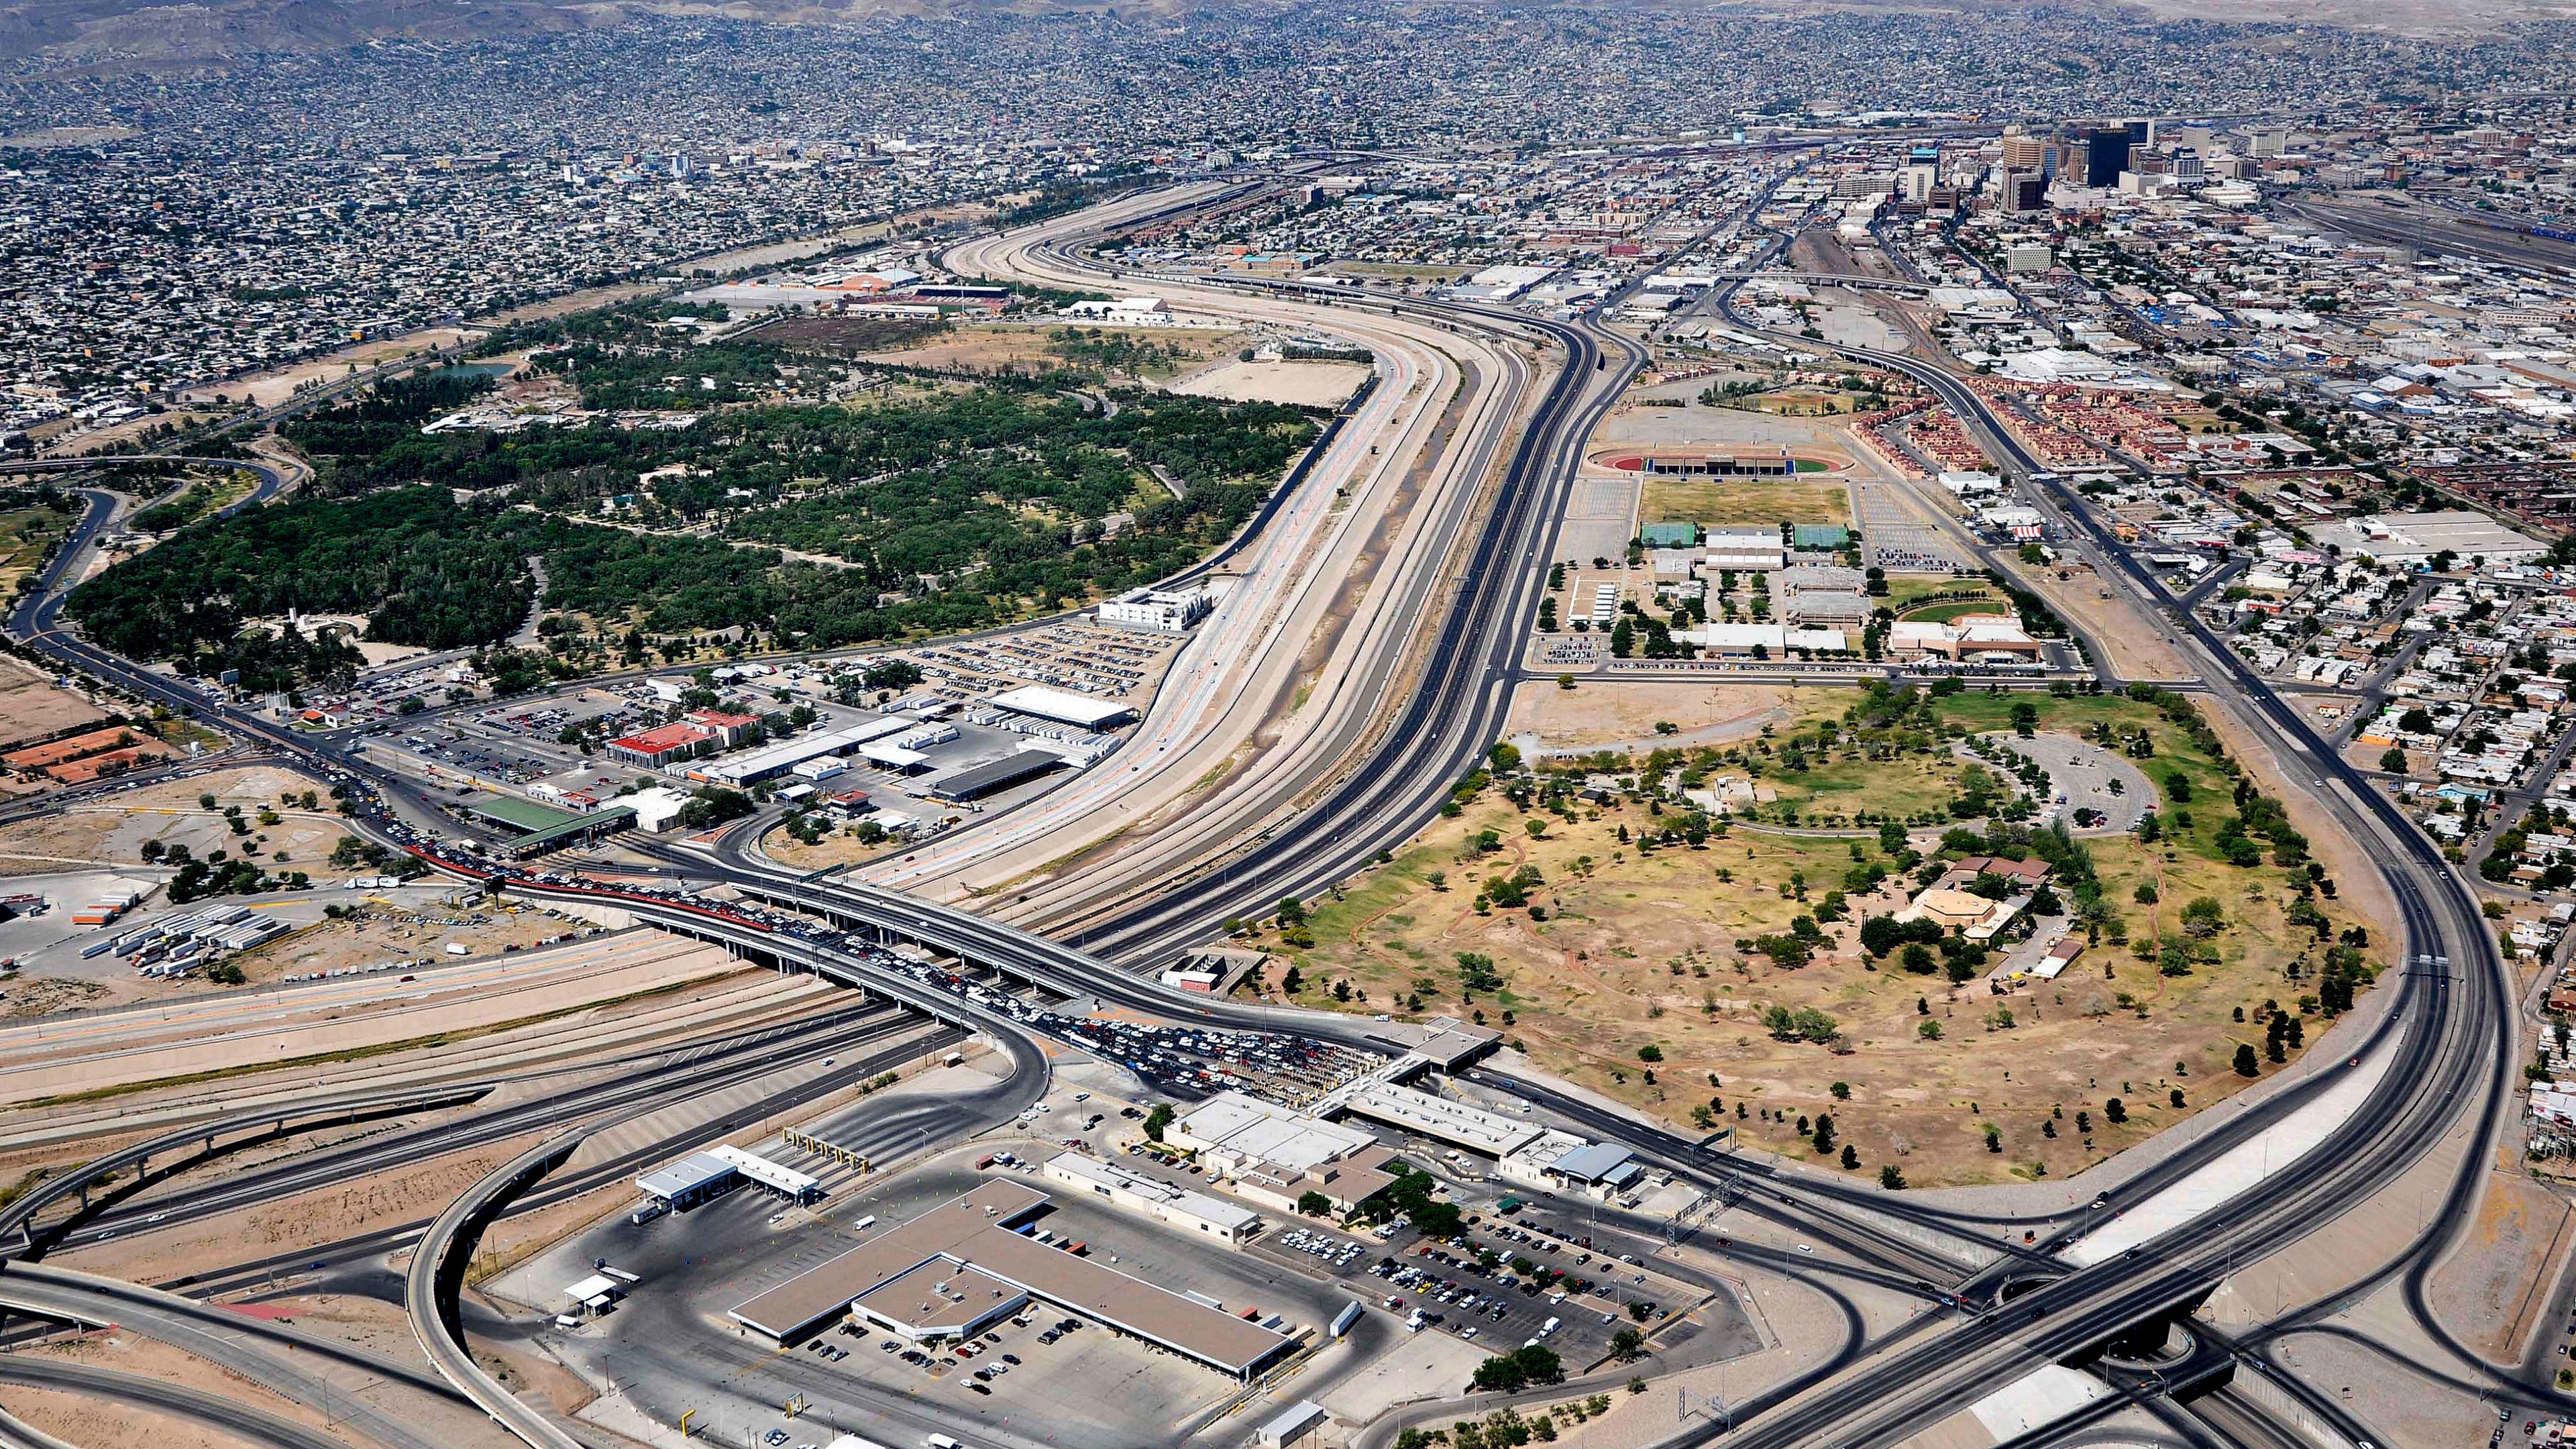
[
  {"xmin": 1638, "ymin": 476, "xmax": 1852, "ymax": 529},
  {"xmin": 1882, "ymin": 576, "xmax": 1988, "ymax": 612},
  {"xmin": 1930, "ymin": 692, "xmax": 2239, "ymax": 867},
  {"xmin": 0, "ymin": 505, "xmax": 71, "ymax": 594},
  {"xmin": 1759, "ymin": 750, "xmax": 1972, "ymax": 823},
  {"xmin": 1901, "ymin": 597, "xmax": 2005, "ymax": 625}
]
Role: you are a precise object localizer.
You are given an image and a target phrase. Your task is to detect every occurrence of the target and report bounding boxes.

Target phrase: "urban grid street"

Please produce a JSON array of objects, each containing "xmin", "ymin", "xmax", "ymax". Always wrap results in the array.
[{"xmin": 4, "ymin": 8, "xmax": 2576, "ymax": 1449}]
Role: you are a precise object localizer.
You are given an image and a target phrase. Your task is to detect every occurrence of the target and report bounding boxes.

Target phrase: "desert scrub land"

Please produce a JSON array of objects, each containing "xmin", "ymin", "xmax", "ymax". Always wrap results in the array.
[{"xmin": 1252, "ymin": 680, "xmax": 2377, "ymax": 1187}]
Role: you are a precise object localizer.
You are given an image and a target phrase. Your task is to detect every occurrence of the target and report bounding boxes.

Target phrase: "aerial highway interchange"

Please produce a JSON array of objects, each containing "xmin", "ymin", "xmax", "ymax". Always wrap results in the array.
[{"xmin": 0, "ymin": 131, "xmax": 2566, "ymax": 1449}]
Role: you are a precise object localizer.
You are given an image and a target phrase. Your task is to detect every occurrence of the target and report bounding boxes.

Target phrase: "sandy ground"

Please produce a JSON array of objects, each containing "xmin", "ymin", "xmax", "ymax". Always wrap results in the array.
[
  {"xmin": 0, "ymin": 934, "xmax": 743, "ymax": 1104},
  {"xmin": 0, "ymin": 658, "xmax": 108, "ymax": 756},
  {"xmin": 1170, "ymin": 358, "xmax": 1373, "ymax": 409},
  {"xmin": 859, "ymin": 322, "xmax": 1239, "ymax": 377},
  {"xmin": 57, "ymin": 1128, "xmax": 542, "ymax": 1283},
  {"xmin": 2016, "ymin": 554, "xmax": 2197, "ymax": 682},
  {"xmin": 223, "ymin": 903, "xmax": 568, "ymax": 982},
  {"xmin": 0, "ymin": 783, "xmax": 347, "ymax": 877},
  {"xmin": 1505, "ymin": 681, "xmax": 1817, "ymax": 757},
  {"xmin": 6, "ymin": 1336, "xmax": 341, "ymax": 1449},
  {"xmin": 0, "ymin": 1380, "xmax": 258, "ymax": 1449},
  {"xmin": 2425, "ymin": 1170, "xmax": 2573, "ymax": 1360},
  {"xmin": 1288, "ymin": 696, "xmax": 2367, "ymax": 1188}
]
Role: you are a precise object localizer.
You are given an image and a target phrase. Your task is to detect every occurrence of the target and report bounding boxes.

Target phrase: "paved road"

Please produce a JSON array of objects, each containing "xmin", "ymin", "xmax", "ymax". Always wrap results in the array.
[
  {"xmin": 1687, "ymin": 283, "xmax": 2516, "ymax": 1449},
  {"xmin": 0, "ymin": 180, "xmax": 2531, "ymax": 1449}
]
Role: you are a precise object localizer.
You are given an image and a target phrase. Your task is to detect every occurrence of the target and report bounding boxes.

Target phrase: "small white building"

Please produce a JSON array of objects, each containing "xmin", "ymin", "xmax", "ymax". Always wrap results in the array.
[
  {"xmin": 625, "ymin": 786, "xmax": 694, "ymax": 833},
  {"xmin": 1098, "ymin": 586, "xmax": 1212, "ymax": 633}
]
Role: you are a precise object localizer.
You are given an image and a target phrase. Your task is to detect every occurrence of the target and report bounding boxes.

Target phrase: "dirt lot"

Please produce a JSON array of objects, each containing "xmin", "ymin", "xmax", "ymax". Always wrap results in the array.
[
  {"xmin": 0, "ymin": 656, "xmax": 107, "ymax": 756},
  {"xmin": 6, "ymin": 1337, "xmax": 340, "ymax": 1449},
  {"xmin": 1279, "ymin": 690, "xmax": 2371, "ymax": 1187},
  {"xmin": 1171, "ymin": 357, "xmax": 1373, "ymax": 407},
  {"xmin": 0, "ymin": 764, "xmax": 337, "ymax": 873},
  {"xmin": 764, "ymin": 826, "xmax": 900, "ymax": 873},
  {"xmin": 61, "ymin": 1129, "xmax": 541, "ymax": 1285},
  {"xmin": 1638, "ymin": 474, "xmax": 1853, "ymax": 529},
  {"xmin": 1505, "ymin": 680, "xmax": 1820, "ymax": 757},
  {"xmin": 178, "ymin": 328, "xmax": 475, "ymax": 408},
  {"xmin": 855, "ymin": 321, "xmax": 1240, "ymax": 378},
  {"xmin": 2013, "ymin": 554, "xmax": 2196, "ymax": 682},
  {"xmin": 1, "ymin": 1381, "xmax": 254, "ymax": 1449},
  {"xmin": 225, "ymin": 899, "xmax": 579, "ymax": 984}
]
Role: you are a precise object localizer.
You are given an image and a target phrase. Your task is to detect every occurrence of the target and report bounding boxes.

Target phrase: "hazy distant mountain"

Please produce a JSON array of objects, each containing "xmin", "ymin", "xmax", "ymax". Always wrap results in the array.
[
  {"xmin": 2, "ymin": 0, "xmax": 2563, "ymax": 70},
  {"xmin": 0, "ymin": 0, "xmax": 1128, "ymax": 68}
]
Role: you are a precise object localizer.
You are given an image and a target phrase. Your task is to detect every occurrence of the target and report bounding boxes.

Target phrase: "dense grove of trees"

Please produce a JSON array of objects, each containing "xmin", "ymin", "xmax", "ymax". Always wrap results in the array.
[
  {"xmin": 82, "ymin": 331, "xmax": 1328, "ymax": 685},
  {"xmin": 280, "ymin": 369, "xmax": 501, "ymax": 492},
  {"xmin": 66, "ymin": 486, "xmax": 533, "ymax": 688}
]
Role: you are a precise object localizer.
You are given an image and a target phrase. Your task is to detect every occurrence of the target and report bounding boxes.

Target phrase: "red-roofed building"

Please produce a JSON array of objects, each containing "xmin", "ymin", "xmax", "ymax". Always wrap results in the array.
[
  {"xmin": 607, "ymin": 721, "xmax": 719, "ymax": 768},
  {"xmin": 686, "ymin": 710, "xmax": 760, "ymax": 747},
  {"xmin": 606, "ymin": 709, "xmax": 763, "ymax": 767}
]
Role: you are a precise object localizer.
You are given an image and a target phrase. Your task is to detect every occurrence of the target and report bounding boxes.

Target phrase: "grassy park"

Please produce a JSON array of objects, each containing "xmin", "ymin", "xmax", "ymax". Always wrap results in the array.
[{"xmin": 1248, "ymin": 684, "xmax": 2373, "ymax": 1187}]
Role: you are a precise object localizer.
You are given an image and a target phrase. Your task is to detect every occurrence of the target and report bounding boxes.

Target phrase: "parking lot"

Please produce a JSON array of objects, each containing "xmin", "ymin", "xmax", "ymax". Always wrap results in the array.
[
  {"xmin": 910, "ymin": 619, "xmax": 1180, "ymax": 705},
  {"xmin": 533, "ymin": 1149, "xmax": 1361, "ymax": 1449},
  {"xmin": 1357, "ymin": 1216, "xmax": 1647, "ymax": 1369}
]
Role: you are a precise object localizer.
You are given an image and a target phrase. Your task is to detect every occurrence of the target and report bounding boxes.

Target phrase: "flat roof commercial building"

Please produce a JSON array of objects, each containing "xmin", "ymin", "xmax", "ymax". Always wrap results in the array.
[
  {"xmin": 1258, "ymin": 1402, "xmax": 1331, "ymax": 1449},
  {"xmin": 926, "ymin": 747, "xmax": 1065, "ymax": 802},
  {"xmin": 1098, "ymin": 586, "xmax": 1212, "ymax": 633},
  {"xmin": 2306, "ymin": 510, "xmax": 2546, "ymax": 566},
  {"xmin": 460, "ymin": 794, "xmax": 635, "ymax": 857},
  {"xmin": 635, "ymin": 1144, "xmax": 820, "ymax": 1212},
  {"xmin": 1170, "ymin": 1090, "xmax": 1379, "ymax": 1174},
  {"xmin": 985, "ymin": 685, "xmax": 1136, "ymax": 731},
  {"xmin": 1334, "ymin": 1083, "xmax": 1543, "ymax": 1159},
  {"xmin": 1410, "ymin": 1016, "xmax": 1503, "ymax": 1071},
  {"xmin": 1042, "ymin": 1152, "xmax": 1261, "ymax": 1246},
  {"xmin": 728, "ymin": 1179, "xmax": 1294, "ymax": 1378},
  {"xmin": 687, "ymin": 720, "xmax": 906, "ymax": 788}
]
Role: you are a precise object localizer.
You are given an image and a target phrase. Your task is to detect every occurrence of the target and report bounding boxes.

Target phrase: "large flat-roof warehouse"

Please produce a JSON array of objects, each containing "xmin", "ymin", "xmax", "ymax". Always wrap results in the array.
[{"xmin": 728, "ymin": 1179, "xmax": 1293, "ymax": 1379}]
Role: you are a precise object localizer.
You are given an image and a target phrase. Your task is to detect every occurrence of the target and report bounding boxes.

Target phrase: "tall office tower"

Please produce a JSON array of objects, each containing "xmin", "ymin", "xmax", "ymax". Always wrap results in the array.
[
  {"xmin": 2006, "ymin": 170, "xmax": 2048, "ymax": 213},
  {"xmin": 2000, "ymin": 133, "xmax": 2047, "ymax": 172},
  {"xmin": 2085, "ymin": 127, "xmax": 2133, "ymax": 187}
]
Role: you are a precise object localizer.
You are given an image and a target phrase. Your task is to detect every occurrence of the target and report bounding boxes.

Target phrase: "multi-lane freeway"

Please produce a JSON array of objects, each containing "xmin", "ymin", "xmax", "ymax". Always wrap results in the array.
[{"xmin": 0, "ymin": 174, "xmax": 2553, "ymax": 1449}]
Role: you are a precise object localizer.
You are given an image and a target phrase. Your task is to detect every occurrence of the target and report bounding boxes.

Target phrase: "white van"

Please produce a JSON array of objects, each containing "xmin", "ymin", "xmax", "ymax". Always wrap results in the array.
[
  {"xmin": 1540, "ymin": 1316, "xmax": 1561, "ymax": 1336},
  {"xmin": 851, "ymin": 1214, "xmax": 878, "ymax": 1232},
  {"xmin": 927, "ymin": 1437, "xmax": 966, "ymax": 1449}
]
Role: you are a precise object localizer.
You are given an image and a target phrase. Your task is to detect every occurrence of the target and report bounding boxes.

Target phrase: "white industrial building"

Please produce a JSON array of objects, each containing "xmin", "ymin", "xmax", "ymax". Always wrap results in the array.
[
  {"xmin": 1042, "ymin": 1152, "xmax": 1261, "ymax": 1246},
  {"xmin": 2306, "ymin": 511, "xmax": 2546, "ymax": 566},
  {"xmin": 986, "ymin": 685, "xmax": 1136, "ymax": 731},
  {"xmin": 625, "ymin": 785, "xmax": 694, "ymax": 833},
  {"xmin": 1334, "ymin": 1083, "xmax": 1543, "ymax": 1159},
  {"xmin": 1170, "ymin": 1091, "xmax": 1378, "ymax": 1175},
  {"xmin": 682, "ymin": 715, "xmax": 925, "ymax": 788},
  {"xmin": 1680, "ymin": 623, "xmax": 1849, "ymax": 656},
  {"xmin": 1098, "ymin": 586, "xmax": 1212, "ymax": 633},
  {"xmin": 635, "ymin": 1142, "xmax": 820, "ymax": 1212}
]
